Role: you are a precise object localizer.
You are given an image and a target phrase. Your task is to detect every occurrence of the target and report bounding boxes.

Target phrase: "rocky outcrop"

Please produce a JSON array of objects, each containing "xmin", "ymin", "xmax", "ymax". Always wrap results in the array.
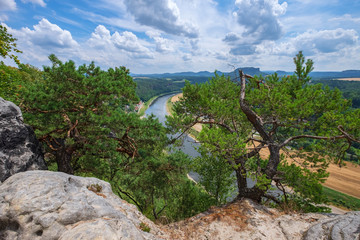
[
  {"xmin": 0, "ymin": 97, "xmax": 46, "ymax": 182},
  {"xmin": 1, "ymin": 170, "xmax": 359, "ymax": 240},
  {"xmin": 164, "ymin": 200, "xmax": 359, "ymax": 240},
  {"xmin": 0, "ymin": 170, "xmax": 168, "ymax": 240},
  {"xmin": 303, "ymin": 211, "xmax": 360, "ymax": 240}
]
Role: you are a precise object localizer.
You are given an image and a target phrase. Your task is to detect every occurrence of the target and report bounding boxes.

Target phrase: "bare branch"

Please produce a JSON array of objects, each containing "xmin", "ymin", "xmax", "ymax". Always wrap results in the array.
[{"xmin": 238, "ymin": 70, "xmax": 271, "ymax": 142}]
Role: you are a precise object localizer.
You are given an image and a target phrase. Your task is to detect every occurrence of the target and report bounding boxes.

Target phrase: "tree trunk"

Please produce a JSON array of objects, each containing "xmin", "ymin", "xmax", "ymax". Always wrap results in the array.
[
  {"xmin": 237, "ymin": 187, "xmax": 264, "ymax": 203},
  {"xmin": 265, "ymin": 144, "xmax": 280, "ymax": 179},
  {"xmin": 53, "ymin": 138, "xmax": 74, "ymax": 174},
  {"xmin": 235, "ymin": 167, "xmax": 247, "ymax": 190},
  {"xmin": 235, "ymin": 166, "xmax": 264, "ymax": 202}
]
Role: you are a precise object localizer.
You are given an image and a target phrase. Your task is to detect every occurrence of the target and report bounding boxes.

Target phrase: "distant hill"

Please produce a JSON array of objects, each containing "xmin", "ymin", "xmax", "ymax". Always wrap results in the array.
[
  {"xmin": 264, "ymin": 70, "xmax": 360, "ymax": 79},
  {"xmin": 132, "ymin": 67, "xmax": 267, "ymax": 79},
  {"xmin": 133, "ymin": 68, "xmax": 360, "ymax": 79}
]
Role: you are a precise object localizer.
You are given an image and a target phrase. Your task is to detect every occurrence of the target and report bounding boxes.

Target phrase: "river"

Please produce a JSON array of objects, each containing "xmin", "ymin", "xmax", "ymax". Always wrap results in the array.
[
  {"xmin": 145, "ymin": 94, "xmax": 259, "ymax": 191},
  {"xmin": 144, "ymin": 94, "xmax": 201, "ymax": 159}
]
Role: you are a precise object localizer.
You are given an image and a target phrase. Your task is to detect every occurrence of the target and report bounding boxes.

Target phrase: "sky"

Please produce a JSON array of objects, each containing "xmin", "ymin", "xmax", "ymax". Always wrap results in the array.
[{"xmin": 1, "ymin": 0, "xmax": 359, "ymax": 74}]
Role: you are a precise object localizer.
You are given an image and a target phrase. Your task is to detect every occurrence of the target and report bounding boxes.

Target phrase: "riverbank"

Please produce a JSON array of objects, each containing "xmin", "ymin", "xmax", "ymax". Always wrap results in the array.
[{"xmin": 138, "ymin": 91, "xmax": 181, "ymax": 116}]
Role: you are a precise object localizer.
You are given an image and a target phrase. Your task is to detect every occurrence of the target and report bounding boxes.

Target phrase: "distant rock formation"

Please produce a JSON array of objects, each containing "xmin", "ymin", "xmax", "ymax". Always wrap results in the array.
[
  {"xmin": 0, "ymin": 170, "xmax": 168, "ymax": 239},
  {"xmin": 0, "ymin": 97, "xmax": 47, "ymax": 182}
]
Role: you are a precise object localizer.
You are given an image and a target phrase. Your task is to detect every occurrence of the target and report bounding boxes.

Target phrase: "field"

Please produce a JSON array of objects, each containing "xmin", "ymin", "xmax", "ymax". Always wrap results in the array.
[{"xmin": 336, "ymin": 78, "xmax": 360, "ymax": 81}]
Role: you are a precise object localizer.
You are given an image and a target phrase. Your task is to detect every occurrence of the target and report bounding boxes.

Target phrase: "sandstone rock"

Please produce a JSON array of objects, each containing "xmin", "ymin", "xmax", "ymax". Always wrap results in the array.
[
  {"xmin": 0, "ymin": 171, "xmax": 168, "ymax": 240},
  {"xmin": 303, "ymin": 211, "xmax": 360, "ymax": 240},
  {"xmin": 164, "ymin": 199, "xmax": 359, "ymax": 240},
  {"xmin": 0, "ymin": 97, "xmax": 47, "ymax": 182}
]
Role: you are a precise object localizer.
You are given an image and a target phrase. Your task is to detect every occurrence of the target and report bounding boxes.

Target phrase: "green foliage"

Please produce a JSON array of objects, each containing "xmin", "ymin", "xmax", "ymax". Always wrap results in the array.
[
  {"xmin": 0, "ymin": 25, "xmax": 22, "ymax": 65},
  {"xmin": 0, "ymin": 62, "xmax": 41, "ymax": 100},
  {"xmin": 134, "ymin": 76, "xmax": 209, "ymax": 102},
  {"xmin": 139, "ymin": 222, "xmax": 151, "ymax": 232},
  {"xmin": 17, "ymin": 55, "xmax": 214, "ymax": 222},
  {"xmin": 167, "ymin": 51, "xmax": 360, "ymax": 208}
]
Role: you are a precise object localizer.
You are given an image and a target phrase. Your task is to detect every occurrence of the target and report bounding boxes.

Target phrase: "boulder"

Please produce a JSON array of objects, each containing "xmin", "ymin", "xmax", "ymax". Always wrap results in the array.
[
  {"xmin": 0, "ymin": 170, "xmax": 168, "ymax": 240},
  {"xmin": 0, "ymin": 97, "xmax": 47, "ymax": 182}
]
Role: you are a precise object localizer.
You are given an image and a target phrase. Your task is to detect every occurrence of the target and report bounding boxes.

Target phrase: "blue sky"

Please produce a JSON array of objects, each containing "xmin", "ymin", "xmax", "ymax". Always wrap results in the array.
[{"xmin": 1, "ymin": 0, "xmax": 359, "ymax": 73}]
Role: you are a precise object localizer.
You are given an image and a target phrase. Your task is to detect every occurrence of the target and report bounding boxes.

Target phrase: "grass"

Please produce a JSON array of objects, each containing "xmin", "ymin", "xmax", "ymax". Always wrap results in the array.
[
  {"xmin": 166, "ymin": 96, "xmax": 175, "ymax": 115},
  {"xmin": 323, "ymin": 186, "xmax": 360, "ymax": 211}
]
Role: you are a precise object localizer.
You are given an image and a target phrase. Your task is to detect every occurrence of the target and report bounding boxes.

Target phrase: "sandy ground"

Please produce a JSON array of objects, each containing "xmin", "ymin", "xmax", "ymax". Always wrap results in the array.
[
  {"xmin": 171, "ymin": 93, "xmax": 182, "ymax": 103},
  {"xmin": 171, "ymin": 94, "xmax": 203, "ymax": 132},
  {"xmin": 336, "ymin": 78, "xmax": 360, "ymax": 81}
]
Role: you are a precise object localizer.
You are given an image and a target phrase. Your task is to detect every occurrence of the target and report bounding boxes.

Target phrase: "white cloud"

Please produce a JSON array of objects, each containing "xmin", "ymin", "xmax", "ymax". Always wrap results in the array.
[
  {"xmin": 271, "ymin": 28, "xmax": 359, "ymax": 56},
  {"xmin": 87, "ymin": 25, "xmax": 112, "ymax": 48},
  {"xmin": 112, "ymin": 31, "xmax": 153, "ymax": 58},
  {"xmin": 0, "ymin": 0, "xmax": 16, "ymax": 20},
  {"xmin": 331, "ymin": 14, "xmax": 360, "ymax": 23},
  {"xmin": 4, "ymin": 19, "xmax": 78, "ymax": 63},
  {"xmin": 87, "ymin": 25, "xmax": 153, "ymax": 59},
  {"xmin": 124, "ymin": 0, "xmax": 199, "ymax": 38},
  {"xmin": 22, "ymin": 18, "xmax": 78, "ymax": 48},
  {"xmin": 0, "ymin": 0, "xmax": 16, "ymax": 11},
  {"xmin": 21, "ymin": 0, "xmax": 46, "ymax": 7},
  {"xmin": 234, "ymin": 0, "xmax": 287, "ymax": 41}
]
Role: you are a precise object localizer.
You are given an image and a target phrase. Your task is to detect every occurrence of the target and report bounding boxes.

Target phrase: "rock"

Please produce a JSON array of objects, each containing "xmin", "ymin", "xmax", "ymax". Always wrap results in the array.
[
  {"xmin": 164, "ymin": 199, "xmax": 359, "ymax": 240},
  {"xmin": 303, "ymin": 211, "xmax": 360, "ymax": 240},
  {"xmin": 0, "ymin": 97, "xmax": 47, "ymax": 182},
  {"xmin": 0, "ymin": 170, "xmax": 167, "ymax": 240}
]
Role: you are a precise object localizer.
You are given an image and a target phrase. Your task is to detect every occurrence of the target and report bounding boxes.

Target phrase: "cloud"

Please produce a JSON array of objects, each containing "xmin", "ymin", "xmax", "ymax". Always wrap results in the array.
[
  {"xmin": 223, "ymin": 32, "xmax": 241, "ymax": 43},
  {"xmin": 0, "ymin": 0, "xmax": 16, "ymax": 20},
  {"xmin": 330, "ymin": 14, "xmax": 360, "ymax": 23},
  {"xmin": 22, "ymin": 18, "xmax": 78, "ymax": 48},
  {"xmin": 268, "ymin": 28, "xmax": 358, "ymax": 56},
  {"xmin": 21, "ymin": 0, "xmax": 46, "ymax": 7},
  {"xmin": 230, "ymin": 44, "xmax": 256, "ymax": 55},
  {"xmin": 88, "ymin": 25, "xmax": 153, "ymax": 59},
  {"xmin": 233, "ymin": 0, "xmax": 287, "ymax": 41},
  {"xmin": 112, "ymin": 31, "xmax": 152, "ymax": 57},
  {"xmin": 124, "ymin": 0, "xmax": 199, "ymax": 38},
  {"xmin": 4, "ymin": 19, "xmax": 78, "ymax": 63},
  {"xmin": 0, "ymin": 0, "xmax": 16, "ymax": 11},
  {"xmin": 292, "ymin": 28, "xmax": 358, "ymax": 55}
]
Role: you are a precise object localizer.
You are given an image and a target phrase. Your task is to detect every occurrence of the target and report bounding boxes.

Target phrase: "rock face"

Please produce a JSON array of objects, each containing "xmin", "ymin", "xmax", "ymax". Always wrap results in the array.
[
  {"xmin": 0, "ymin": 170, "xmax": 168, "ymax": 240},
  {"xmin": 0, "ymin": 97, "xmax": 47, "ymax": 182}
]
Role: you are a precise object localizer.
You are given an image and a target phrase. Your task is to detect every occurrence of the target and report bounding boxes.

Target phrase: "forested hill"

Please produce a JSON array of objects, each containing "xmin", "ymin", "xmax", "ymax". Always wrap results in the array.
[
  {"xmin": 133, "ymin": 67, "xmax": 266, "ymax": 101},
  {"xmin": 132, "ymin": 67, "xmax": 265, "ymax": 79},
  {"xmin": 134, "ymin": 68, "xmax": 360, "ymax": 104},
  {"xmin": 133, "ymin": 68, "xmax": 360, "ymax": 79},
  {"xmin": 266, "ymin": 70, "xmax": 360, "ymax": 78}
]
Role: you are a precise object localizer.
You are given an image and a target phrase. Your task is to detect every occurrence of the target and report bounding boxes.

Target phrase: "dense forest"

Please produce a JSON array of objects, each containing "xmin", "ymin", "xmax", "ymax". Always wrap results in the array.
[
  {"xmin": 1, "ymin": 26, "xmax": 360, "ymax": 221},
  {"xmin": 134, "ymin": 76, "xmax": 209, "ymax": 102},
  {"xmin": 312, "ymin": 79, "xmax": 360, "ymax": 109}
]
